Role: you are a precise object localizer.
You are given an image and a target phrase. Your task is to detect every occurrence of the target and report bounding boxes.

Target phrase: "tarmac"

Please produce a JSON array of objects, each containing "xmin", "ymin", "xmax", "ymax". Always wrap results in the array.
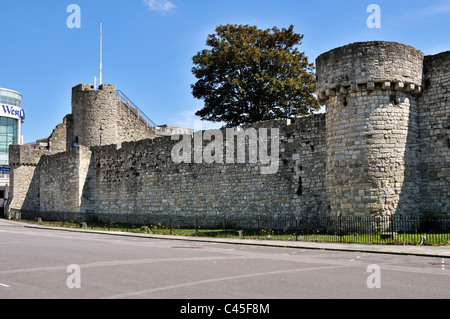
[{"xmin": 2, "ymin": 218, "xmax": 450, "ymax": 258}]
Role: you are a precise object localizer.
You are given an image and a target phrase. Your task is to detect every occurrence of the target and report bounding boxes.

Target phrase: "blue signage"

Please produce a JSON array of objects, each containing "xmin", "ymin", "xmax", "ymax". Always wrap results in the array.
[
  {"xmin": 0, "ymin": 167, "xmax": 11, "ymax": 173},
  {"xmin": 1, "ymin": 105, "xmax": 25, "ymax": 120}
]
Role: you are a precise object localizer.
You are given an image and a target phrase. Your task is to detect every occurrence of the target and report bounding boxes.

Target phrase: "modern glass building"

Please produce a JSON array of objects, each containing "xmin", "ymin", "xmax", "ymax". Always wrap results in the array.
[{"xmin": 0, "ymin": 88, "xmax": 25, "ymax": 200}]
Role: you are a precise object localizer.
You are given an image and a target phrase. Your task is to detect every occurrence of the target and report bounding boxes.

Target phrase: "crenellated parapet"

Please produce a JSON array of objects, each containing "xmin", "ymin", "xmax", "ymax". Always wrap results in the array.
[
  {"xmin": 9, "ymin": 144, "xmax": 51, "ymax": 167},
  {"xmin": 316, "ymin": 41, "xmax": 424, "ymax": 104}
]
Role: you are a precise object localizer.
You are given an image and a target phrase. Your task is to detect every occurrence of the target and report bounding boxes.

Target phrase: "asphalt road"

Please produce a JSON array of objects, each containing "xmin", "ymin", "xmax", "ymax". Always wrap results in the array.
[{"xmin": 0, "ymin": 220, "xmax": 449, "ymax": 301}]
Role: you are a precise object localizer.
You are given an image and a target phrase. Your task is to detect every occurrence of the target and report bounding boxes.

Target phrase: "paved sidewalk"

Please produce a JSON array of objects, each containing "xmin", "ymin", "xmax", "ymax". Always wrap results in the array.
[{"xmin": 2, "ymin": 218, "xmax": 450, "ymax": 258}]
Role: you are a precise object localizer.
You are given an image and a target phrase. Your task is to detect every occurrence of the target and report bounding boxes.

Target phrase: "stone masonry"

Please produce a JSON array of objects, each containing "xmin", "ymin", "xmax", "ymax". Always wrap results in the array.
[
  {"xmin": 6, "ymin": 41, "xmax": 449, "ymax": 222},
  {"xmin": 316, "ymin": 41, "xmax": 448, "ymax": 217},
  {"xmin": 316, "ymin": 41, "xmax": 424, "ymax": 216}
]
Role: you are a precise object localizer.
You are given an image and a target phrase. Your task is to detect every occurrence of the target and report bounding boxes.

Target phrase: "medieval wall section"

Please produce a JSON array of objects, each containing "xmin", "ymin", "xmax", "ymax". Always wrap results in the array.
[
  {"xmin": 115, "ymin": 99, "xmax": 156, "ymax": 143},
  {"xmin": 88, "ymin": 115, "xmax": 326, "ymax": 224},
  {"xmin": 39, "ymin": 146, "xmax": 92, "ymax": 213},
  {"xmin": 7, "ymin": 144, "xmax": 50, "ymax": 215},
  {"xmin": 419, "ymin": 51, "xmax": 450, "ymax": 215},
  {"xmin": 7, "ymin": 42, "xmax": 449, "ymax": 221},
  {"xmin": 47, "ymin": 114, "xmax": 74, "ymax": 153}
]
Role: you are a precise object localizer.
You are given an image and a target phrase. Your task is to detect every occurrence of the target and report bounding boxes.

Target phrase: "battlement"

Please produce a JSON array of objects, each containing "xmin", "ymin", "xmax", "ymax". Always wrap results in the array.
[
  {"xmin": 72, "ymin": 83, "xmax": 117, "ymax": 92},
  {"xmin": 424, "ymin": 50, "xmax": 450, "ymax": 70},
  {"xmin": 9, "ymin": 144, "xmax": 51, "ymax": 166},
  {"xmin": 316, "ymin": 41, "xmax": 425, "ymax": 103}
]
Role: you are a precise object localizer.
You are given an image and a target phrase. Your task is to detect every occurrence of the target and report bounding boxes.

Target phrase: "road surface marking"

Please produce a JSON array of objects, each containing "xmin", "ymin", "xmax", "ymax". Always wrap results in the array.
[{"xmin": 104, "ymin": 264, "xmax": 347, "ymax": 299}]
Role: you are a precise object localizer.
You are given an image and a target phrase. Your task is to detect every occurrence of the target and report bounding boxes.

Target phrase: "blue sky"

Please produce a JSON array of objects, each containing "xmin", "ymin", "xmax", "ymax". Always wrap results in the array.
[{"xmin": 1, "ymin": 0, "xmax": 449, "ymax": 143}]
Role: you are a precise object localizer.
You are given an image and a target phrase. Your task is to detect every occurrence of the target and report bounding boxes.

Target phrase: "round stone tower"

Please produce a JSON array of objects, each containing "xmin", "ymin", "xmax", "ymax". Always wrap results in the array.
[
  {"xmin": 316, "ymin": 41, "xmax": 424, "ymax": 217},
  {"xmin": 71, "ymin": 84, "xmax": 118, "ymax": 147}
]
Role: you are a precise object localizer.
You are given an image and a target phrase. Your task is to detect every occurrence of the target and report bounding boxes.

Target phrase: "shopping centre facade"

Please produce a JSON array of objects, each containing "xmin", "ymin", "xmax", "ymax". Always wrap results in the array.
[{"xmin": 0, "ymin": 88, "xmax": 25, "ymax": 201}]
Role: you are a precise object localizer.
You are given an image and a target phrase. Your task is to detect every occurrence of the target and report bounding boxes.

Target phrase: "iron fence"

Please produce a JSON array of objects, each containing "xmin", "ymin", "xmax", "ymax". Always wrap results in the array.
[{"xmin": 14, "ymin": 210, "xmax": 450, "ymax": 246}]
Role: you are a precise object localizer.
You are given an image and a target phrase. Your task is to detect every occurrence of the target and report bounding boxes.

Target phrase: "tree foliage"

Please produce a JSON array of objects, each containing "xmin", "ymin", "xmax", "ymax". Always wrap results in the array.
[{"xmin": 191, "ymin": 24, "xmax": 320, "ymax": 127}]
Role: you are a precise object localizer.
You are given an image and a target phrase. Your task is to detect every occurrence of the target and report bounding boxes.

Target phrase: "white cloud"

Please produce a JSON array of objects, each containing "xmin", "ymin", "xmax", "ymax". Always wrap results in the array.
[
  {"xmin": 398, "ymin": 2, "xmax": 450, "ymax": 21},
  {"xmin": 171, "ymin": 109, "xmax": 197, "ymax": 128},
  {"xmin": 143, "ymin": 0, "xmax": 176, "ymax": 14},
  {"xmin": 418, "ymin": 3, "xmax": 450, "ymax": 16}
]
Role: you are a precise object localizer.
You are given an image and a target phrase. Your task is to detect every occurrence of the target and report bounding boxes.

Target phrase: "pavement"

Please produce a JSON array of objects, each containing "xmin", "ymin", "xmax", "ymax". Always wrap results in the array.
[{"xmin": 2, "ymin": 218, "xmax": 450, "ymax": 258}]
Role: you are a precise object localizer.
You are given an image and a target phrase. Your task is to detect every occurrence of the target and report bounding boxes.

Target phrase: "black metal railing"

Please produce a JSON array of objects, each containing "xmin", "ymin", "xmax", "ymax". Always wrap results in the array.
[
  {"xmin": 13, "ymin": 210, "xmax": 450, "ymax": 246},
  {"xmin": 116, "ymin": 90, "xmax": 157, "ymax": 132}
]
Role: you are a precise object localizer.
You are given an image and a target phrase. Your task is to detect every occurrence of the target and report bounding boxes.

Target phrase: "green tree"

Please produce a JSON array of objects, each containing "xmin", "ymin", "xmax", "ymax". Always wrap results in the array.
[{"xmin": 191, "ymin": 24, "xmax": 320, "ymax": 128}]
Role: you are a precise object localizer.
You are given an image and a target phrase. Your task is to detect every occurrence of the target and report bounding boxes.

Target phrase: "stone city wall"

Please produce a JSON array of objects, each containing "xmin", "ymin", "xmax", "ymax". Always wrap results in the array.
[
  {"xmin": 40, "ymin": 146, "xmax": 92, "ymax": 213},
  {"xmin": 86, "ymin": 115, "xmax": 327, "ymax": 224},
  {"xmin": 7, "ymin": 41, "xmax": 449, "ymax": 221},
  {"xmin": 31, "ymin": 114, "xmax": 326, "ymax": 226},
  {"xmin": 419, "ymin": 51, "xmax": 450, "ymax": 215},
  {"xmin": 8, "ymin": 144, "xmax": 50, "ymax": 214}
]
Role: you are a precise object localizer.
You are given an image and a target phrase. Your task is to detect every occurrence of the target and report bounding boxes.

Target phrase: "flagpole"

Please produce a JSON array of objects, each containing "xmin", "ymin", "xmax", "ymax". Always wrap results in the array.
[{"xmin": 99, "ymin": 22, "xmax": 103, "ymax": 86}]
